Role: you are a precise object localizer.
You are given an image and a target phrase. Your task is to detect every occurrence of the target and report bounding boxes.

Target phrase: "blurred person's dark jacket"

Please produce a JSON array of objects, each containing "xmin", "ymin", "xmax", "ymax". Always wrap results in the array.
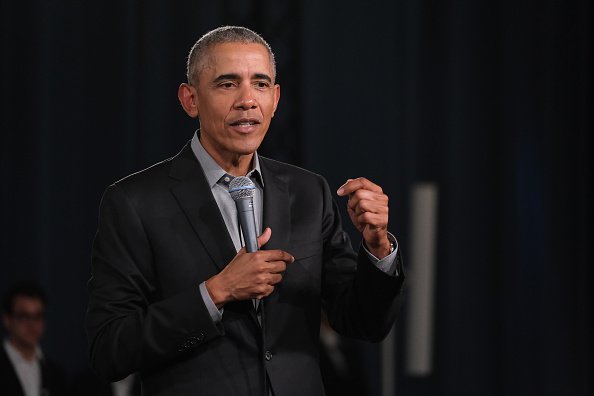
[{"xmin": 0, "ymin": 345, "xmax": 67, "ymax": 396}]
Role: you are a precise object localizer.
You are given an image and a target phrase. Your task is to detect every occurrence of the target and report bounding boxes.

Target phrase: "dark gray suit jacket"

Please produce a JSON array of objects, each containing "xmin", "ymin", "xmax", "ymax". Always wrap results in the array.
[{"xmin": 86, "ymin": 142, "xmax": 404, "ymax": 396}]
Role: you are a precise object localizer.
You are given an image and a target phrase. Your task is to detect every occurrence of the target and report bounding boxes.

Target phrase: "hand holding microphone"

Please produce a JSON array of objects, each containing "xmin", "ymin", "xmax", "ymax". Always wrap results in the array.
[{"xmin": 205, "ymin": 177, "xmax": 294, "ymax": 308}]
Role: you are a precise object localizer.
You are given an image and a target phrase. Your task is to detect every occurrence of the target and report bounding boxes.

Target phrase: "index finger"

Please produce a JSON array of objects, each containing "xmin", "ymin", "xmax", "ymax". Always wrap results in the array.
[
  {"xmin": 337, "ymin": 177, "xmax": 383, "ymax": 196},
  {"xmin": 261, "ymin": 249, "xmax": 295, "ymax": 263}
]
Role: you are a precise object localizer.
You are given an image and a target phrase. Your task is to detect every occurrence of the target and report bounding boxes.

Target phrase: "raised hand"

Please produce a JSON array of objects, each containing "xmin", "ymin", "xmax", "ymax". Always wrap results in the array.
[{"xmin": 337, "ymin": 177, "xmax": 392, "ymax": 259}]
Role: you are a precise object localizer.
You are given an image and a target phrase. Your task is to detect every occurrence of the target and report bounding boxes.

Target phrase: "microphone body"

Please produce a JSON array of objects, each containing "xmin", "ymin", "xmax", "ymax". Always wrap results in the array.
[
  {"xmin": 235, "ymin": 198, "xmax": 258, "ymax": 253},
  {"xmin": 229, "ymin": 177, "xmax": 258, "ymax": 253}
]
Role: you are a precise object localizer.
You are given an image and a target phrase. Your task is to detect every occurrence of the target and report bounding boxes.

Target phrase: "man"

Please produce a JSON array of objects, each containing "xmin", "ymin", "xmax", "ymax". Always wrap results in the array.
[
  {"xmin": 1, "ymin": 281, "xmax": 67, "ymax": 396},
  {"xmin": 86, "ymin": 26, "xmax": 404, "ymax": 396}
]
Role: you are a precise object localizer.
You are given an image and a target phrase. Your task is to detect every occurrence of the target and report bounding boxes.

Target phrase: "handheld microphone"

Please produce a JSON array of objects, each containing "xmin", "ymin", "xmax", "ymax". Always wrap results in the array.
[{"xmin": 228, "ymin": 176, "xmax": 258, "ymax": 253}]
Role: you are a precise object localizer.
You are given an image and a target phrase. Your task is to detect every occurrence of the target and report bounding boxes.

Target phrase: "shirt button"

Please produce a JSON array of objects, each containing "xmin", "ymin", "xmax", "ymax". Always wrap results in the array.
[
  {"xmin": 265, "ymin": 351, "xmax": 272, "ymax": 361},
  {"xmin": 224, "ymin": 176, "xmax": 231, "ymax": 183}
]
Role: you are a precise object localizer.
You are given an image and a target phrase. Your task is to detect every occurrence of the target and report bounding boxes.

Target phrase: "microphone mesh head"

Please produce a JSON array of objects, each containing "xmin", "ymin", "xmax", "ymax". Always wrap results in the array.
[{"xmin": 228, "ymin": 176, "xmax": 256, "ymax": 200}]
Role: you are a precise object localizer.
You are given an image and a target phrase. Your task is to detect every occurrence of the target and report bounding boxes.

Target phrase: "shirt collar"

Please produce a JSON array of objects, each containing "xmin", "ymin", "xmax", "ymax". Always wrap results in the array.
[
  {"xmin": 3, "ymin": 338, "xmax": 43, "ymax": 364},
  {"xmin": 190, "ymin": 131, "xmax": 264, "ymax": 188}
]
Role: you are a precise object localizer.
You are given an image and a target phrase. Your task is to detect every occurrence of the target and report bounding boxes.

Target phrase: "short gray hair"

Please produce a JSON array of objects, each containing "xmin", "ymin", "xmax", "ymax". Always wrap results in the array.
[{"xmin": 186, "ymin": 26, "xmax": 276, "ymax": 86}]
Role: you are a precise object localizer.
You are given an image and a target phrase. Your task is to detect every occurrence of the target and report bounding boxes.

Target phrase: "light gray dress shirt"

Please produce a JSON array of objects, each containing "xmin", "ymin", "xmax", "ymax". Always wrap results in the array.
[
  {"xmin": 190, "ymin": 132, "xmax": 399, "ymax": 323},
  {"xmin": 3, "ymin": 339, "xmax": 42, "ymax": 396}
]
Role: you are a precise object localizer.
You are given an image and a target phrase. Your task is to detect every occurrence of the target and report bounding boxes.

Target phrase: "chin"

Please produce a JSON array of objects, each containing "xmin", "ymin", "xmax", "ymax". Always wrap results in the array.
[{"xmin": 234, "ymin": 141, "xmax": 263, "ymax": 155}]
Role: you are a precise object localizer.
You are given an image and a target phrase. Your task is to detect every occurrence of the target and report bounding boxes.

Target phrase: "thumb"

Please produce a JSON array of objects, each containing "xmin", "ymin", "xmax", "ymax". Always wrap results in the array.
[{"xmin": 257, "ymin": 227, "xmax": 272, "ymax": 248}]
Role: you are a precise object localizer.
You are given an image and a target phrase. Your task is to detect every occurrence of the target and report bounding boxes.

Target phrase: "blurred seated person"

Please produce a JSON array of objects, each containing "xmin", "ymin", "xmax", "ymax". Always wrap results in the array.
[{"xmin": 0, "ymin": 280, "xmax": 66, "ymax": 396}]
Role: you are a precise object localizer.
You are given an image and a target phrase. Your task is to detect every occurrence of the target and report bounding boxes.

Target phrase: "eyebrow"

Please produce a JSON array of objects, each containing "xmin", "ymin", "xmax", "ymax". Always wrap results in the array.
[
  {"xmin": 212, "ymin": 73, "xmax": 272, "ymax": 84},
  {"xmin": 253, "ymin": 73, "xmax": 272, "ymax": 83},
  {"xmin": 212, "ymin": 74, "xmax": 240, "ymax": 84}
]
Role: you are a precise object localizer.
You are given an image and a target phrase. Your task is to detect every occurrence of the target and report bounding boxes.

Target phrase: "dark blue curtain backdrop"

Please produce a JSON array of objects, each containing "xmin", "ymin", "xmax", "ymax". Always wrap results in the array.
[{"xmin": 0, "ymin": 1, "xmax": 591, "ymax": 395}]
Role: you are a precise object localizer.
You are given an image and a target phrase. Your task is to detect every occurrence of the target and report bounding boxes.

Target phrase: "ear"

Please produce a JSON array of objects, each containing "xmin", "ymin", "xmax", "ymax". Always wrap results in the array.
[
  {"xmin": 178, "ymin": 83, "xmax": 199, "ymax": 118},
  {"xmin": 272, "ymin": 84, "xmax": 281, "ymax": 118}
]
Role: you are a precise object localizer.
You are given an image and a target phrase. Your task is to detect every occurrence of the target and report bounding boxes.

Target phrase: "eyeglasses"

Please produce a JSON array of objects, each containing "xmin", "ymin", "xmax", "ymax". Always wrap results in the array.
[{"xmin": 10, "ymin": 312, "xmax": 45, "ymax": 322}]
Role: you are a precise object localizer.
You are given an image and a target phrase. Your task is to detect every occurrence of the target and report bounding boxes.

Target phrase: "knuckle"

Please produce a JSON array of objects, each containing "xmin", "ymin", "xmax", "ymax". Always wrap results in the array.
[
  {"xmin": 360, "ymin": 212, "xmax": 373, "ymax": 223},
  {"xmin": 257, "ymin": 273, "xmax": 268, "ymax": 283}
]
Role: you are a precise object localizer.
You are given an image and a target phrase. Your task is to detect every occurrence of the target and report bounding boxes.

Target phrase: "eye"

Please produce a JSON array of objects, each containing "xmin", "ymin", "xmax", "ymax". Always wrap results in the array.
[
  {"xmin": 255, "ymin": 81, "xmax": 271, "ymax": 89},
  {"xmin": 218, "ymin": 82, "xmax": 236, "ymax": 89}
]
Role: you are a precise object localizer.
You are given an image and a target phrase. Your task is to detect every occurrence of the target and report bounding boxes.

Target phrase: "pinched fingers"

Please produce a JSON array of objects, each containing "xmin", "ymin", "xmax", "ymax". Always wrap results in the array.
[
  {"xmin": 346, "ymin": 188, "xmax": 389, "ymax": 204},
  {"xmin": 347, "ymin": 193, "xmax": 389, "ymax": 216},
  {"xmin": 337, "ymin": 177, "xmax": 383, "ymax": 196},
  {"xmin": 356, "ymin": 211, "xmax": 388, "ymax": 230}
]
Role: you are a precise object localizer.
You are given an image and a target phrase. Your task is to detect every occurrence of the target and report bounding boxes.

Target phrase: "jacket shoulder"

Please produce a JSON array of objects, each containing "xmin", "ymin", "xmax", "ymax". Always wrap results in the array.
[
  {"xmin": 113, "ymin": 157, "xmax": 173, "ymax": 190},
  {"xmin": 108, "ymin": 142, "xmax": 195, "ymax": 196}
]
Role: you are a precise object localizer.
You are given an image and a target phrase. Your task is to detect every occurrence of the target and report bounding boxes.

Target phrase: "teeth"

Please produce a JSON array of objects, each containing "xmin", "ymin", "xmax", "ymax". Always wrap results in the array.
[{"xmin": 235, "ymin": 122, "xmax": 255, "ymax": 126}]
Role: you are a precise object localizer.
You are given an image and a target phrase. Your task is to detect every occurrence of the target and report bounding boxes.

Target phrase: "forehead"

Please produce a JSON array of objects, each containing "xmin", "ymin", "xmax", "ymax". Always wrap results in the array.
[
  {"xmin": 12, "ymin": 296, "xmax": 44, "ymax": 312},
  {"xmin": 202, "ymin": 42, "xmax": 274, "ymax": 76}
]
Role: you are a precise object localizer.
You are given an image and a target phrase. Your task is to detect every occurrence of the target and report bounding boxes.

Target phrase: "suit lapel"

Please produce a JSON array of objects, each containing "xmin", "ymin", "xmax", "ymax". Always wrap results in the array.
[
  {"xmin": 260, "ymin": 158, "xmax": 291, "ymax": 252},
  {"xmin": 258, "ymin": 158, "xmax": 292, "ymax": 329},
  {"xmin": 169, "ymin": 144, "xmax": 237, "ymax": 272}
]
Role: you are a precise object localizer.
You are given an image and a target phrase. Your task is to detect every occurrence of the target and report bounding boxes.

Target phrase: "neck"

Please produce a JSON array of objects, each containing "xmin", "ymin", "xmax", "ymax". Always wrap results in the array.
[
  {"xmin": 199, "ymin": 137, "xmax": 254, "ymax": 176},
  {"xmin": 220, "ymin": 153, "xmax": 254, "ymax": 176},
  {"xmin": 8, "ymin": 337, "xmax": 36, "ymax": 361}
]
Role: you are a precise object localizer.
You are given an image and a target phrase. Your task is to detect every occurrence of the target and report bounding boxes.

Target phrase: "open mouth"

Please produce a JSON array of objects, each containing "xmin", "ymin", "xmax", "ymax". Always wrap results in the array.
[{"xmin": 229, "ymin": 118, "xmax": 261, "ymax": 127}]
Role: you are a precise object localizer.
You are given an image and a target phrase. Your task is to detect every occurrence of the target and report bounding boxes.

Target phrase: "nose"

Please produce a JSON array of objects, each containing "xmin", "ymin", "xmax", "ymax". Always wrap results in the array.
[{"xmin": 234, "ymin": 85, "xmax": 258, "ymax": 110}]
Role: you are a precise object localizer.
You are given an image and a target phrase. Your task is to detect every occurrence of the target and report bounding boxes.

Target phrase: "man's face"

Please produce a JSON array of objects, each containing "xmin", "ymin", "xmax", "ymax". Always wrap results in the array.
[
  {"xmin": 2, "ymin": 296, "xmax": 45, "ymax": 349},
  {"xmin": 193, "ymin": 42, "xmax": 280, "ymax": 162}
]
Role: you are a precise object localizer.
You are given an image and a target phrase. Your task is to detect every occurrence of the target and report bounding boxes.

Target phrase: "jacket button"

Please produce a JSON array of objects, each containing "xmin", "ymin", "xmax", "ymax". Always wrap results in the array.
[{"xmin": 265, "ymin": 351, "xmax": 272, "ymax": 361}]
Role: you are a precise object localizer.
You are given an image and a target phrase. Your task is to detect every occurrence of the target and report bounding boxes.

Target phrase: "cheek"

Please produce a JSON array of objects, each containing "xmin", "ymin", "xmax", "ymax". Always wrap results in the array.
[
  {"xmin": 263, "ymin": 96, "xmax": 279, "ymax": 115},
  {"xmin": 198, "ymin": 95, "xmax": 230, "ymax": 119}
]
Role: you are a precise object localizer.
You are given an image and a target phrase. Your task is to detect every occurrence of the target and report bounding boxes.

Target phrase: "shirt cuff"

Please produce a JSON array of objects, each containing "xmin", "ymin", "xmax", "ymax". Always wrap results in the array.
[
  {"xmin": 362, "ymin": 232, "xmax": 399, "ymax": 276},
  {"xmin": 199, "ymin": 282, "xmax": 223, "ymax": 324}
]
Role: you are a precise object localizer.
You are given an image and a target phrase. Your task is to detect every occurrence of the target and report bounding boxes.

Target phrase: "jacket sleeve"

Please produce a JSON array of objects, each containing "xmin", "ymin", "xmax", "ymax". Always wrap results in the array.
[
  {"xmin": 85, "ymin": 184, "xmax": 224, "ymax": 381},
  {"xmin": 319, "ymin": 177, "xmax": 405, "ymax": 342}
]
